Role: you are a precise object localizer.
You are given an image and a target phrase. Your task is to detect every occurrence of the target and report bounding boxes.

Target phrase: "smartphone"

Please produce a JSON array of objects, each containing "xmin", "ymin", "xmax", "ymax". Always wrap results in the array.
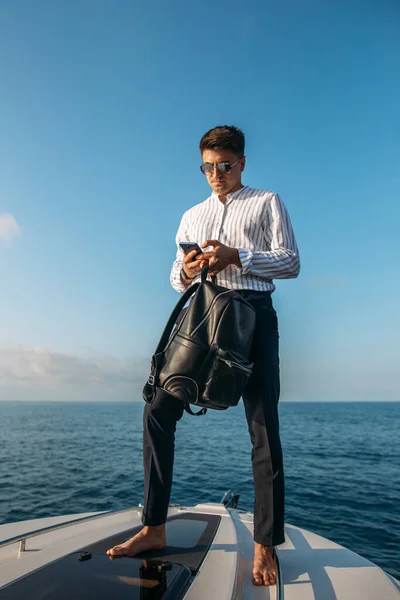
[{"xmin": 179, "ymin": 242, "xmax": 202, "ymax": 256}]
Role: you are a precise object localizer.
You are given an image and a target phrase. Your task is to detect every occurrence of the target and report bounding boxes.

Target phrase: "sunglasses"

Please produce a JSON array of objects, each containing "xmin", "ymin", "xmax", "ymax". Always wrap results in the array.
[{"xmin": 200, "ymin": 157, "xmax": 242, "ymax": 175}]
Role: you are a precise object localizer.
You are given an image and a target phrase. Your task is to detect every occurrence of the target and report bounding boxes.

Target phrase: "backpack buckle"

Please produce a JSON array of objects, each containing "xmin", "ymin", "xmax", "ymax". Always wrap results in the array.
[{"xmin": 148, "ymin": 375, "xmax": 155, "ymax": 386}]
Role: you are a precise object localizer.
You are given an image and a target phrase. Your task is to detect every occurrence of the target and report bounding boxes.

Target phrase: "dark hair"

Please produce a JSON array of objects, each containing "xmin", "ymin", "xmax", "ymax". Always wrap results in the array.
[{"xmin": 199, "ymin": 125, "xmax": 245, "ymax": 157}]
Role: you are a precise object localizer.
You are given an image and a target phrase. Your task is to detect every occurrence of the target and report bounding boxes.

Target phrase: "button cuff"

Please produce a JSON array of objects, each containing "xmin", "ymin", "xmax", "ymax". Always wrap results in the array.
[{"xmin": 238, "ymin": 248, "xmax": 253, "ymax": 274}]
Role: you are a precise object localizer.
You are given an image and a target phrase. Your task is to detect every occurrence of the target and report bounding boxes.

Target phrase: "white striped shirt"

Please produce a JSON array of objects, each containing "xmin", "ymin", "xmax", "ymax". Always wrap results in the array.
[{"xmin": 170, "ymin": 186, "xmax": 300, "ymax": 293}]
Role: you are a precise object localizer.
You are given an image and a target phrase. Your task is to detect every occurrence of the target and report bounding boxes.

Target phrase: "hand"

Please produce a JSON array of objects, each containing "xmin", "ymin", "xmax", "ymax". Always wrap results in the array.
[
  {"xmin": 200, "ymin": 240, "xmax": 241, "ymax": 276},
  {"xmin": 182, "ymin": 249, "xmax": 208, "ymax": 279}
]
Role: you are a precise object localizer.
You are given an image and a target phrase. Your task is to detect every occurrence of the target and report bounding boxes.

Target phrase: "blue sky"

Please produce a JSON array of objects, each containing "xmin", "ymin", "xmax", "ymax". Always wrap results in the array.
[{"xmin": 1, "ymin": 0, "xmax": 399, "ymax": 401}]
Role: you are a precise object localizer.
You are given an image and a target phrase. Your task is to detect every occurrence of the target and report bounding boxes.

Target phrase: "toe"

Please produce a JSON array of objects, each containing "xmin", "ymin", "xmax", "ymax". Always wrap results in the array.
[
  {"xmin": 265, "ymin": 570, "xmax": 277, "ymax": 586},
  {"xmin": 264, "ymin": 573, "xmax": 273, "ymax": 586},
  {"xmin": 252, "ymin": 567, "xmax": 263, "ymax": 586},
  {"xmin": 107, "ymin": 546, "xmax": 122, "ymax": 556}
]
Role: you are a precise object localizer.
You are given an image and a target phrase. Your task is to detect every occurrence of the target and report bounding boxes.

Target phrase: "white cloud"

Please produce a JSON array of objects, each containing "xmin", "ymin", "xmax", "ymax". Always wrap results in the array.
[
  {"xmin": 0, "ymin": 344, "xmax": 150, "ymax": 401},
  {"xmin": 0, "ymin": 213, "xmax": 21, "ymax": 242},
  {"xmin": 1, "ymin": 343, "xmax": 398, "ymax": 403}
]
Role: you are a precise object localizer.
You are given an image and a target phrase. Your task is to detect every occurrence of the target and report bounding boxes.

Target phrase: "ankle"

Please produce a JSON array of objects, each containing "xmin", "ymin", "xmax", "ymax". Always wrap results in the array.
[
  {"xmin": 254, "ymin": 542, "xmax": 274, "ymax": 552},
  {"xmin": 143, "ymin": 524, "xmax": 166, "ymax": 536}
]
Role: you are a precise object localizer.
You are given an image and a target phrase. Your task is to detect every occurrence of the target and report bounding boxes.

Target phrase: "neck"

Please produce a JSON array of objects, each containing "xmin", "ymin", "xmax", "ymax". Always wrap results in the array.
[{"xmin": 217, "ymin": 182, "xmax": 244, "ymax": 204}]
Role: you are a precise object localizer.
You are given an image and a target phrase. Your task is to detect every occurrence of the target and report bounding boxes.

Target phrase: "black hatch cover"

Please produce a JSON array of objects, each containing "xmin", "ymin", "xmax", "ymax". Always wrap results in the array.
[
  {"xmin": 0, "ymin": 512, "xmax": 221, "ymax": 600},
  {"xmin": 83, "ymin": 512, "xmax": 221, "ymax": 573},
  {"xmin": 0, "ymin": 554, "xmax": 190, "ymax": 600}
]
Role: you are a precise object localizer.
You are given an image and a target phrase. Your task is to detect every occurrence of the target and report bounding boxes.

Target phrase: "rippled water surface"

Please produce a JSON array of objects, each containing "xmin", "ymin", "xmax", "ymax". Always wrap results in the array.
[{"xmin": 0, "ymin": 401, "xmax": 399, "ymax": 578}]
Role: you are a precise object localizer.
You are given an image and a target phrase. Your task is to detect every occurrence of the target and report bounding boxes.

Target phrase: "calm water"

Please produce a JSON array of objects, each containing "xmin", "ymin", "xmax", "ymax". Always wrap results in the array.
[{"xmin": 0, "ymin": 401, "xmax": 399, "ymax": 578}]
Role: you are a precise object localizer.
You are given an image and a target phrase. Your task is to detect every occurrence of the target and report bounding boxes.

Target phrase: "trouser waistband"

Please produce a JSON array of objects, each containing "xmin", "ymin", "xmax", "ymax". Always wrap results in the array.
[{"xmin": 236, "ymin": 289, "xmax": 272, "ymax": 300}]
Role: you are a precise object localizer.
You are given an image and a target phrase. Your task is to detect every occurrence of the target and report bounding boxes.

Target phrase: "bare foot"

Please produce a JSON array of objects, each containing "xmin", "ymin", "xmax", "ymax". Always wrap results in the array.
[
  {"xmin": 252, "ymin": 543, "xmax": 277, "ymax": 586},
  {"xmin": 106, "ymin": 525, "xmax": 166, "ymax": 557}
]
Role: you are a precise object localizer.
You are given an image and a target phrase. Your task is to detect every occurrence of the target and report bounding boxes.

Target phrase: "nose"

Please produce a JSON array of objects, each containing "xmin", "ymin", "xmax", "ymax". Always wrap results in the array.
[{"xmin": 212, "ymin": 164, "xmax": 222, "ymax": 178}]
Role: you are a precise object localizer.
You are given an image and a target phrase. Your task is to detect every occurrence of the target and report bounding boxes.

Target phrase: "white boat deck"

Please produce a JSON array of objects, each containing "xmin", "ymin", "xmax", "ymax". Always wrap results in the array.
[{"xmin": 0, "ymin": 503, "xmax": 398, "ymax": 599}]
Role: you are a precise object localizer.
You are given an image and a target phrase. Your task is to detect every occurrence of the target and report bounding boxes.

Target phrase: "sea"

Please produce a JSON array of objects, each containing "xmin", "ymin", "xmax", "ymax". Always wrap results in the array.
[{"xmin": 0, "ymin": 400, "xmax": 399, "ymax": 578}]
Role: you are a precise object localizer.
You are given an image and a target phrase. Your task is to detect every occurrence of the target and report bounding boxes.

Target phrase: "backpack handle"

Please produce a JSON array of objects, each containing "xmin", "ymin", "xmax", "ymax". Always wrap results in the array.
[{"xmin": 200, "ymin": 264, "xmax": 209, "ymax": 283}]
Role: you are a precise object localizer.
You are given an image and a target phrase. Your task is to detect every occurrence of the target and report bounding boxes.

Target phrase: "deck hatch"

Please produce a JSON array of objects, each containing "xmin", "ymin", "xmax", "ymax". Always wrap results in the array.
[
  {"xmin": 0, "ymin": 512, "xmax": 221, "ymax": 599},
  {"xmin": 0, "ymin": 554, "xmax": 190, "ymax": 600},
  {"xmin": 82, "ymin": 512, "xmax": 221, "ymax": 573}
]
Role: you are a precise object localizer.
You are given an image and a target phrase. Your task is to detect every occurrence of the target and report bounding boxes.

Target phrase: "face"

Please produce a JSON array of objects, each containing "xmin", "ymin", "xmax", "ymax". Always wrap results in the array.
[{"xmin": 201, "ymin": 149, "xmax": 245, "ymax": 196}]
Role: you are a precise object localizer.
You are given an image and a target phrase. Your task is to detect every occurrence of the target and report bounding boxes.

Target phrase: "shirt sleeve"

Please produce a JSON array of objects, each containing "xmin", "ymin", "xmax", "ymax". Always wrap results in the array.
[
  {"xmin": 237, "ymin": 193, "xmax": 300, "ymax": 279},
  {"xmin": 170, "ymin": 212, "xmax": 200, "ymax": 293}
]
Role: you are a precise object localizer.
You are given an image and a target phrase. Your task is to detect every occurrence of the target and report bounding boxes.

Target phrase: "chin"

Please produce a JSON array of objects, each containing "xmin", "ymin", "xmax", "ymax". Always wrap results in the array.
[{"xmin": 213, "ymin": 183, "xmax": 229, "ymax": 194}]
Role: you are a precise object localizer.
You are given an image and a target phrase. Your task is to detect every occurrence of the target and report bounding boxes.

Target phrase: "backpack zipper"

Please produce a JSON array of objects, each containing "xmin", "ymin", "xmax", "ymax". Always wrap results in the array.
[{"xmin": 219, "ymin": 357, "xmax": 253, "ymax": 374}]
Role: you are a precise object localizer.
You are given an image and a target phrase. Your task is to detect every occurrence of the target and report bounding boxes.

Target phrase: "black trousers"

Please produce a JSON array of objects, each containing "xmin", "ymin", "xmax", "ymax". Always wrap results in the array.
[{"xmin": 142, "ymin": 291, "xmax": 284, "ymax": 547}]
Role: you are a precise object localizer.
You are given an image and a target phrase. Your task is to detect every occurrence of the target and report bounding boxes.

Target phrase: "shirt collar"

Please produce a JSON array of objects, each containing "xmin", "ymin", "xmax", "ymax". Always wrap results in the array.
[{"xmin": 211, "ymin": 185, "xmax": 248, "ymax": 204}]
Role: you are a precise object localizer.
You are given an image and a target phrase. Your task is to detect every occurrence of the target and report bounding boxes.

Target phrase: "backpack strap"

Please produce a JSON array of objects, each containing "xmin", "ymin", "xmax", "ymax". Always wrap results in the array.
[
  {"xmin": 145, "ymin": 266, "xmax": 210, "ymax": 398},
  {"xmin": 184, "ymin": 404, "xmax": 208, "ymax": 416},
  {"xmin": 154, "ymin": 265, "xmax": 209, "ymax": 354},
  {"xmin": 153, "ymin": 273, "xmax": 196, "ymax": 352}
]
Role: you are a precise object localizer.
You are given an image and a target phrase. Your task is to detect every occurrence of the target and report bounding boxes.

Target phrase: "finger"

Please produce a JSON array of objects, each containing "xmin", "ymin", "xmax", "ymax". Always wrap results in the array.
[
  {"xmin": 202, "ymin": 240, "xmax": 219, "ymax": 249},
  {"xmin": 187, "ymin": 256, "xmax": 208, "ymax": 267},
  {"xmin": 184, "ymin": 250, "xmax": 200, "ymax": 264},
  {"xmin": 200, "ymin": 251, "xmax": 216, "ymax": 260},
  {"xmin": 192, "ymin": 258, "xmax": 207, "ymax": 267},
  {"xmin": 185, "ymin": 260, "xmax": 205, "ymax": 276}
]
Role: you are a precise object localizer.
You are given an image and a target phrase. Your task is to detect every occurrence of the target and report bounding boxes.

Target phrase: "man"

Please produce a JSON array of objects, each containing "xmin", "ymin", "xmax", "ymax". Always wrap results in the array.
[{"xmin": 107, "ymin": 125, "xmax": 300, "ymax": 587}]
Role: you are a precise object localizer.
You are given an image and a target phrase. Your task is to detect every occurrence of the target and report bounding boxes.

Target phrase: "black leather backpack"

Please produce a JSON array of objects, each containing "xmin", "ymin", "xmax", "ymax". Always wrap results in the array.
[{"xmin": 143, "ymin": 267, "xmax": 256, "ymax": 415}]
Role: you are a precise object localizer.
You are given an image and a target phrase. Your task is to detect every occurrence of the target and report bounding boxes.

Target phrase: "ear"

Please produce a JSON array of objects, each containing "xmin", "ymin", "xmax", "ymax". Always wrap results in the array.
[{"xmin": 240, "ymin": 156, "xmax": 246, "ymax": 172}]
